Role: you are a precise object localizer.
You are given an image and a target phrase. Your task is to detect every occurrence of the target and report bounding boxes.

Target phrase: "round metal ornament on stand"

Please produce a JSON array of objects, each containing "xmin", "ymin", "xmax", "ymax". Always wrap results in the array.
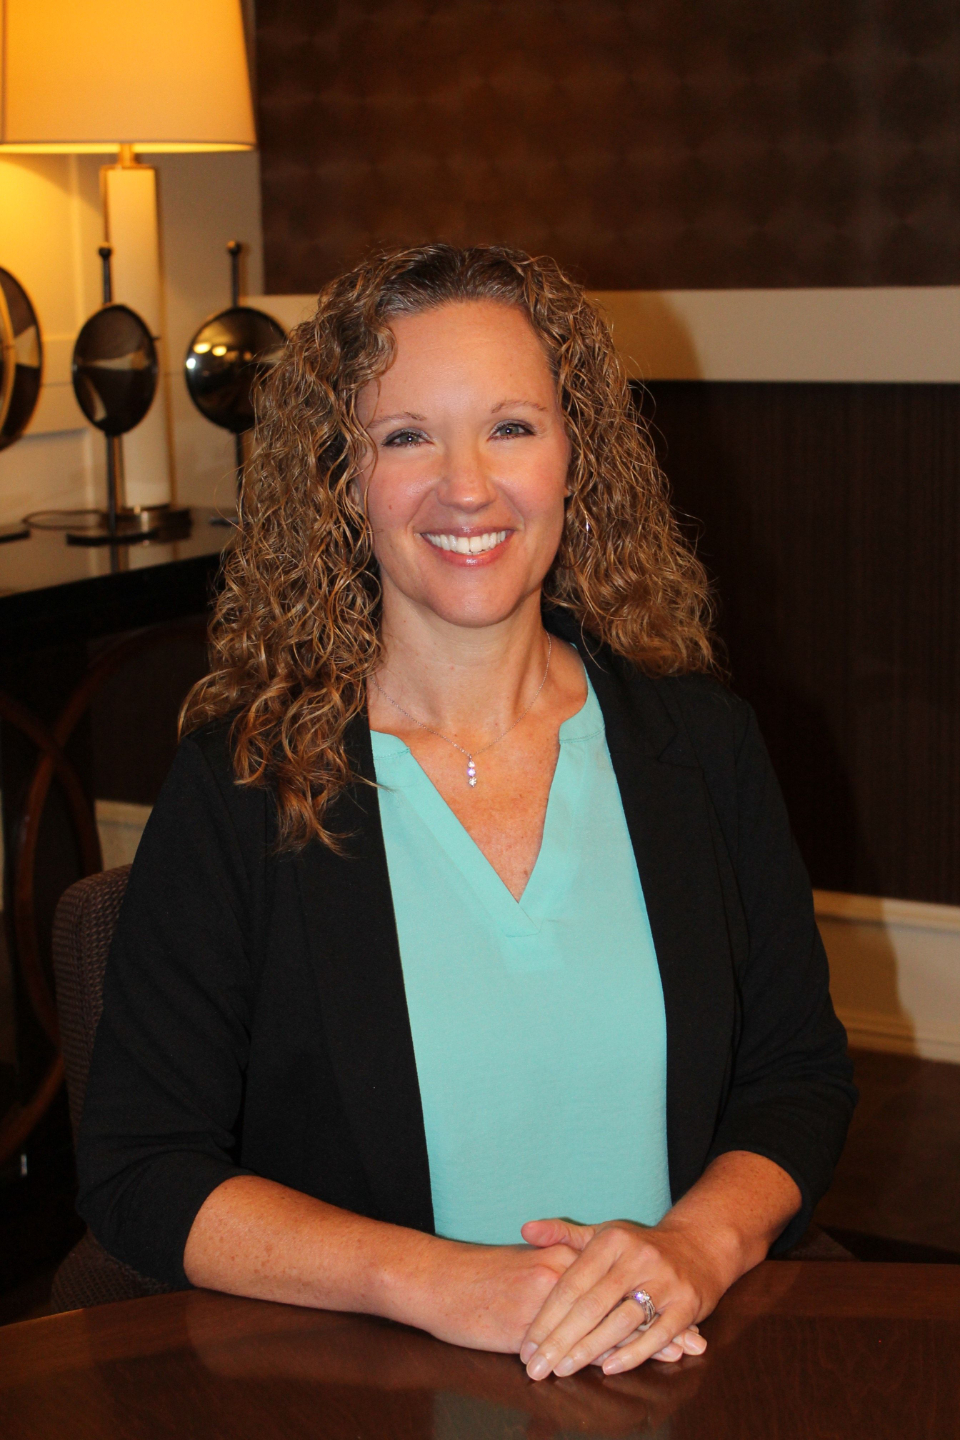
[
  {"xmin": 0, "ymin": 267, "xmax": 43, "ymax": 451},
  {"xmin": 69, "ymin": 247, "xmax": 163, "ymax": 546},
  {"xmin": 185, "ymin": 241, "xmax": 286, "ymax": 521},
  {"xmin": 0, "ymin": 267, "xmax": 43, "ymax": 543}
]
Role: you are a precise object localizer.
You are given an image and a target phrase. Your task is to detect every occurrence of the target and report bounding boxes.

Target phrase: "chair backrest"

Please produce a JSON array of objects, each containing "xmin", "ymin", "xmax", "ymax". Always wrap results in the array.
[
  {"xmin": 49, "ymin": 865, "xmax": 176, "ymax": 1311},
  {"xmin": 52, "ymin": 865, "xmax": 131, "ymax": 1142}
]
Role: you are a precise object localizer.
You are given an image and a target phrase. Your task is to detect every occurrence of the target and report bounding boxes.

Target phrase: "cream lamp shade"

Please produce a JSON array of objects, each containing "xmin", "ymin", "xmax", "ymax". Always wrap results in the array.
[{"xmin": 0, "ymin": 0, "xmax": 255, "ymax": 152}]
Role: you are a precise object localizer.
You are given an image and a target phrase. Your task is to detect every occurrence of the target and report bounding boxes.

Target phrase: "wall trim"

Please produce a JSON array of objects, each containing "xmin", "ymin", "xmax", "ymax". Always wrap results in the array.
[
  {"xmin": 251, "ymin": 289, "xmax": 960, "ymax": 385},
  {"xmin": 814, "ymin": 889, "xmax": 960, "ymax": 935},
  {"xmin": 837, "ymin": 1008, "xmax": 960, "ymax": 1066},
  {"xmin": 814, "ymin": 890, "xmax": 960, "ymax": 1066},
  {"xmin": 592, "ymin": 287, "xmax": 960, "ymax": 384}
]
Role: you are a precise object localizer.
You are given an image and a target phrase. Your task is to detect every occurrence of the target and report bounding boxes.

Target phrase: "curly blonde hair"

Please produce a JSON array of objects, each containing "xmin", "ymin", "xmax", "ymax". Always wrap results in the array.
[{"xmin": 181, "ymin": 243, "xmax": 715, "ymax": 849}]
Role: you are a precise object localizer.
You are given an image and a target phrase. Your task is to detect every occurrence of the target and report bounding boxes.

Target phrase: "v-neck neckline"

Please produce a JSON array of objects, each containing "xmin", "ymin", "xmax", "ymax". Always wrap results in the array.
[{"xmin": 371, "ymin": 678, "xmax": 603, "ymax": 936}]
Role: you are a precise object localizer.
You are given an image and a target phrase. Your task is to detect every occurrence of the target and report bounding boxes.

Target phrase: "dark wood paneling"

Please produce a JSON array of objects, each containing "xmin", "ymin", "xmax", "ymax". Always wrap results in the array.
[
  {"xmin": 639, "ymin": 380, "xmax": 960, "ymax": 905},
  {"xmin": 256, "ymin": 0, "xmax": 960, "ymax": 292}
]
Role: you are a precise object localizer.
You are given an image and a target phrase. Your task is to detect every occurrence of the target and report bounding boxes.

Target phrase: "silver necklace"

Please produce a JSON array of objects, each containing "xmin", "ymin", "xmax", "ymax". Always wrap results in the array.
[{"xmin": 372, "ymin": 636, "xmax": 553, "ymax": 788}]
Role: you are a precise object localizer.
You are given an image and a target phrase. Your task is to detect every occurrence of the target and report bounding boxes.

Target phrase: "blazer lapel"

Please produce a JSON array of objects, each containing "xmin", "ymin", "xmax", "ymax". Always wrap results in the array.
[
  {"xmin": 295, "ymin": 715, "xmax": 434, "ymax": 1234},
  {"xmin": 575, "ymin": 641, "xmax": 738, "ymax": 1202}
]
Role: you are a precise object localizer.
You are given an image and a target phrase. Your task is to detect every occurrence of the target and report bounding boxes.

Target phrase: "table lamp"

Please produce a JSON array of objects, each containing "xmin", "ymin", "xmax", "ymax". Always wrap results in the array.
[{"xmin": 0, "ymin": 0, "xmax": 256, "ymax": 516}]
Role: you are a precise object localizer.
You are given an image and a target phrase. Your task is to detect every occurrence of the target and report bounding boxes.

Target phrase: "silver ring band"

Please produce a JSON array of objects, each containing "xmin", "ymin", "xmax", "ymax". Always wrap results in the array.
[{"xmin": 626, "ymin": 1287, "xmax": 657, "ymax": 1327}]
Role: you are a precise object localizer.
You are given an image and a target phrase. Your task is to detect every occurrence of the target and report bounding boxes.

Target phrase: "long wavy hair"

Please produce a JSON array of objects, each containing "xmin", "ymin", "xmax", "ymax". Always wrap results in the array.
[{"xmin": 181, "ymin": 243, "xmax": 715, "ymax": 849}]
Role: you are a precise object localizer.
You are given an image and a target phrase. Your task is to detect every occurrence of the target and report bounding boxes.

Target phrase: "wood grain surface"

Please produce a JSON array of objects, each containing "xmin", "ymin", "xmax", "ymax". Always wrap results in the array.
[{"xmin": 2, "ymin": 1262, "xmax": 958, "ymax": 1438}]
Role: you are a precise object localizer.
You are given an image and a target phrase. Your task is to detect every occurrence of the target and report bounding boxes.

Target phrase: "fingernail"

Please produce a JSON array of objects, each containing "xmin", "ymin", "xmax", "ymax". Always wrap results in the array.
[
  {"xmin": 527, "ymin": 1355, "xmax": 551, "ymax": 1381},
  {"xmin": 602, "ymin": 1357, "xmax": 625, "ymax": 1374},
  {"xmin": 519, "ymin": 1342, "xmax": 536, "ymax": 1365},
  {"xmin": 554, "ymin": 1357, "xmax": 575, "ymax": 1377},
  {"xmin": 689, "ymin": 1334, "xmax": 707, "ymax": 1353}
]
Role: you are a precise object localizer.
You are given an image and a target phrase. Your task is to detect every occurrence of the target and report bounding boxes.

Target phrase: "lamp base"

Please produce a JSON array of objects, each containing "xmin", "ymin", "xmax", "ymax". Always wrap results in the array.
[{"xmin": 65, "ymin": 504, "xmax": 192, "ymax": 546}]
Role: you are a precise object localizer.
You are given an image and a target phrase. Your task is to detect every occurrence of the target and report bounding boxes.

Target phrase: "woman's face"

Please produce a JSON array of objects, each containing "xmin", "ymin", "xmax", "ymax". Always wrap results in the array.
[{"xmin": 356, "ymin": 300, "xmax": 571, "ymax": 633}]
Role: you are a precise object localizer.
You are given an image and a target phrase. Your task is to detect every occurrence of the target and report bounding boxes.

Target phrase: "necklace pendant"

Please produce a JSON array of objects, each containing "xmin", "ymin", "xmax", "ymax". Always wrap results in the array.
[{"xmin": 466, "ymin": 758, "xmax": 477, "ymax": 787}]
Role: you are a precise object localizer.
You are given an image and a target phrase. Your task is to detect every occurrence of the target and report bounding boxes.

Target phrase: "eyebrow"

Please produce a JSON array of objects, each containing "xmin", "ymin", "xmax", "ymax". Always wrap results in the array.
[
  {"xmin": 490, "ymin": 399, "xmax": 548, "ymax": 414},
  {"xmin": 367, "ymin": 411, "xmax": 428, "ymax": 429}
]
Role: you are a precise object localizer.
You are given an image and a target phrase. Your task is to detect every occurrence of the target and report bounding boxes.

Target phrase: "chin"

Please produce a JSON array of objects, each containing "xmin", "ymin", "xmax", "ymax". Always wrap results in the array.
[
  {"xmin": 420, "ymin": 595, "xmax": 528, "ymax": 630},
  {"xmin": 410, "ymin": 576, "xmax": 539, "ymax": 631}
]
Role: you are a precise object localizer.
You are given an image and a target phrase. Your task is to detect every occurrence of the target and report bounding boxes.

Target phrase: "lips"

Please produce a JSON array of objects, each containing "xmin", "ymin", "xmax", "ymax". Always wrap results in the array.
[{"xmin": 422, "ymin": 530, "xmax": 509, "ymax": 556}]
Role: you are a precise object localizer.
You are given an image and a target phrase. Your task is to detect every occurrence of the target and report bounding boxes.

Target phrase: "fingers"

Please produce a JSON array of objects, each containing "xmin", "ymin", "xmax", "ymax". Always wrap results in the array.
[
  {"xmin": 526, "ymin": 1285, "xmax": 705, "ymax": 1380},
  {"xmin": 519, "ymin": 1224, "xmax": 709, "ymax": 1380},
  {"xmin": 601, "ymin": 1305, "xmax": 700, "ymax": 1374},
  {"xmin": 650, "ymin": 1327, "xmax": 706, "ymax": 1363},
  {"xmin": 549, "ymin": 1300, "xmax": 652, "ymax": 1377},
  {"xmin": 678, "ymin": 1325, "xmax": 706, "ymax": 1355},
  {"xmin": 529, "ymin": 1294, "xmax": 705, "ymax": 1380},
  {"xmin": 520, "ymin": 1218, "xmax": 595, "ymax": 1251},
  {"xmin": 520, "ymin": 1252, "xmax": 628, "ymax": 1370},
  {"xmin": 594, "ymin": 1323, "xmax": 704, "ymax": 1367}
]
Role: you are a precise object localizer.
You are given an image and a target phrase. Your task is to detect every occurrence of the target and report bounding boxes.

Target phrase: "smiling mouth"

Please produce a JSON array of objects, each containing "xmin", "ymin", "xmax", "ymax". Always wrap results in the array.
[{"xmin": 422, "ymin": 530, "xmax": 509, "ymax": 556}]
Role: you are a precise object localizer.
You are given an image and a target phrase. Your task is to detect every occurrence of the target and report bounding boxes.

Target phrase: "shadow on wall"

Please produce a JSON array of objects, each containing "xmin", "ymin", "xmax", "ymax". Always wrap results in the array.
[
  {"xmin": 592, "ymin": 292, "xmax": 703, "ymax": 381},
  {"xmin": 816, "ymin": 900, "xmax": 913, "ymax": 1058}
]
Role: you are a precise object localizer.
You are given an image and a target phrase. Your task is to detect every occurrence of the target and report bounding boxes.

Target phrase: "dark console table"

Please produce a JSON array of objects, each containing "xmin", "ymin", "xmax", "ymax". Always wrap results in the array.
[
  {"xmin": 0, "ymin": 510, "xmax": 227, "ymax": 655},
  {"xmin": 0, "ymin": 512, "xmax": 230, "ymax": 1163}
]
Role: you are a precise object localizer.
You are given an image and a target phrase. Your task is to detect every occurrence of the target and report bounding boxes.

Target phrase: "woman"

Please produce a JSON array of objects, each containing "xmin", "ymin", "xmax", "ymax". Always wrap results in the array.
[{"xmin": 78, "ymin": 244, "xmax": 855, "ymax": 1380}]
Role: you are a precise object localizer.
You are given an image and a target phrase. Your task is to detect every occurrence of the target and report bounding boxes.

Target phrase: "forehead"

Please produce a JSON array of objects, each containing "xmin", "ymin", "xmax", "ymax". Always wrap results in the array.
[{"xmin": 381, "ymin": 300, "xmax": 553, "ymax": 384}]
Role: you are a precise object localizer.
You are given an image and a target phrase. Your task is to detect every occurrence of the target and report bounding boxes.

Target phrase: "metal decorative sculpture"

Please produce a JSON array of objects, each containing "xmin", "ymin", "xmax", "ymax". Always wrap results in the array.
[
  {"xmin": 70, "ymin": 247, "xmax": 161, "ymax": 544},
  {"xmin": 0, "ymin": 267, "xmax": 43, "ymax": 451},
  {"xmin": 185, "ymin": 241, "xmax": 286, "ymax": 511},
  {"xmin": 0, "ymin": 267, "xmax": 43, "ymax": 542}
]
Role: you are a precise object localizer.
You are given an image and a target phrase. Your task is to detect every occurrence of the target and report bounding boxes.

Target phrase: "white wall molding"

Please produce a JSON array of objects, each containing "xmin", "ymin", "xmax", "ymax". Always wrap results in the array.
[
  {"xmin": 94, "ymin": 799, "xmax": 153, "ymax": 872},
  {"xmin": 814, "ymin": 889, "xmax": 960, "ymax": 1064},
  {"xmin": 254, "ymin": 287, "xmax": 960, "ymax": 386},
  {"xmin": 592, "ymin": 287, "xmax": 960, "ymax": 384}
]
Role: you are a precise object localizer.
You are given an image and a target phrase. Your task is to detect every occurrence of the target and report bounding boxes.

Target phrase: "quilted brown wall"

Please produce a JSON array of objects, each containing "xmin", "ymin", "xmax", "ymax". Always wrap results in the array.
[{"xmin": 256, "ymin": 0, "xmax": 960, "ymax": 293}]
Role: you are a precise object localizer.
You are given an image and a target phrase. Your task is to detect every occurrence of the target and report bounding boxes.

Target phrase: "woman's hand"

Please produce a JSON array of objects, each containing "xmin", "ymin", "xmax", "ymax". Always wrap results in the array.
[
  {"xmin": 406, "ymin": 1236, "xmax": 581, "ymax": 1356},
  {"xmin": 517, "ymin": 1217, "xmax": 718, "ymax": 1378},
  {"xmin": 517, "ymin": 1152, "xmax": 802, "ymax": 1380}
]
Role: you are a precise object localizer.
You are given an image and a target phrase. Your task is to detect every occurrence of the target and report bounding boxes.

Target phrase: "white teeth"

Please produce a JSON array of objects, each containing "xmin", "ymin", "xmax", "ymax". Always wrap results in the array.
[{"xmin": 424, "ymin": 530, "xmax": 507, "ymax": 555}]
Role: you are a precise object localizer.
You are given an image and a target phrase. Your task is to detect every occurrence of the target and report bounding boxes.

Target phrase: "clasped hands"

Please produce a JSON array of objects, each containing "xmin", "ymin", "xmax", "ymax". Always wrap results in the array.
[{"xmin": 517, "ymin": 1216, "xmax": 718, "ymax": 1380}]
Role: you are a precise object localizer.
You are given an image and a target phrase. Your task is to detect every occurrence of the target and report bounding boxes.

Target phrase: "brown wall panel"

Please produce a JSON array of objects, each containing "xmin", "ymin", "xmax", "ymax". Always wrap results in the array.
[
  {"xmin": 641, "ymin": 381, "xmax": 960, "ymax": 905},
  {"xmin": 256, "ymin": 0, "xmax": 960, "ymax": 293}
]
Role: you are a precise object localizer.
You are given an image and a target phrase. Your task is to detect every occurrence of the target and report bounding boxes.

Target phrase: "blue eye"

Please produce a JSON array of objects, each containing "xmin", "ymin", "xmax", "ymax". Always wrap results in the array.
[{"xmin": 493, "ymin": 421, "xmax": 534, "ymax": 438}]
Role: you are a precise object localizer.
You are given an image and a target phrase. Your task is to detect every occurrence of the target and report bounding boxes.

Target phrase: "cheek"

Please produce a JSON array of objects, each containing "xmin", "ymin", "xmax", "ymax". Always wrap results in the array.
[
  {"xmin": 517, "ymin": 452, "xmax": 571, "ymax": 534},
  {"xmin": 363, "ymin": 464, "xmax": 417, "ymax": 531}
]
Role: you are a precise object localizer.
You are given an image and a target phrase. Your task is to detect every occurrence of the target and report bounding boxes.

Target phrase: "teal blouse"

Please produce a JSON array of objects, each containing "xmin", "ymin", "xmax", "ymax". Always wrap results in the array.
[{"xmin": 370, "ymin": 676, "xmax": 671, "ymax": 1245}]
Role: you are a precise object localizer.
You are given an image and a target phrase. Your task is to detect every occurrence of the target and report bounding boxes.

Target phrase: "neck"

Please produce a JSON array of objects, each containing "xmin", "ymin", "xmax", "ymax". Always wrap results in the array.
[{"xmin": 374, "ymin": 591, "xmax": 551, "ymax": 736}]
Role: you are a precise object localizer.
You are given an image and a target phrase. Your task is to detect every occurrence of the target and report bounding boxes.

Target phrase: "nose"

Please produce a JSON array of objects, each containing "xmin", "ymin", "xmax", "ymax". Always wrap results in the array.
[{"xmin": 435, "ymin": 437, "xmax": 498, "ymax": 513}]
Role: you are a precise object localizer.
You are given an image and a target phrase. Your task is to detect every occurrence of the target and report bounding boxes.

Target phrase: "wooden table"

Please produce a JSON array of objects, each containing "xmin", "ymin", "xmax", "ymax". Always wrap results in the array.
[{"xmin": 1, "ymin": 1262, "xmax": 958, "ymax": 1438}]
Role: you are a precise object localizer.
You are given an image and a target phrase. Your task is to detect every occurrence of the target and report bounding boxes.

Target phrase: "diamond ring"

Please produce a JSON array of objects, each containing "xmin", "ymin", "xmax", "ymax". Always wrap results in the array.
[{"xmin": 626, "ymin": 1287, "xmax": 657, "ymax": 1327}]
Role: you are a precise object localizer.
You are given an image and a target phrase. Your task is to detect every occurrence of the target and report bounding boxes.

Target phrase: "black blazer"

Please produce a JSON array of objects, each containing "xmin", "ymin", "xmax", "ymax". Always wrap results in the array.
[{"xmin": 77, "ymin": 620, "xmax": 856, "ymax": 1287}]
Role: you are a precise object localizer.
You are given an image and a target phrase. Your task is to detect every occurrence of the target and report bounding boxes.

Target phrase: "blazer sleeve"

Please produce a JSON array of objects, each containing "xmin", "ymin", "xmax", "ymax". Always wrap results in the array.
[
  {"xmin": 76, "ymin": 732, "xmax": 262, "ymax": 1286},
  {"xmin": 703, "ymin": 696, "xmax": 857, "ymax": 1252}
]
